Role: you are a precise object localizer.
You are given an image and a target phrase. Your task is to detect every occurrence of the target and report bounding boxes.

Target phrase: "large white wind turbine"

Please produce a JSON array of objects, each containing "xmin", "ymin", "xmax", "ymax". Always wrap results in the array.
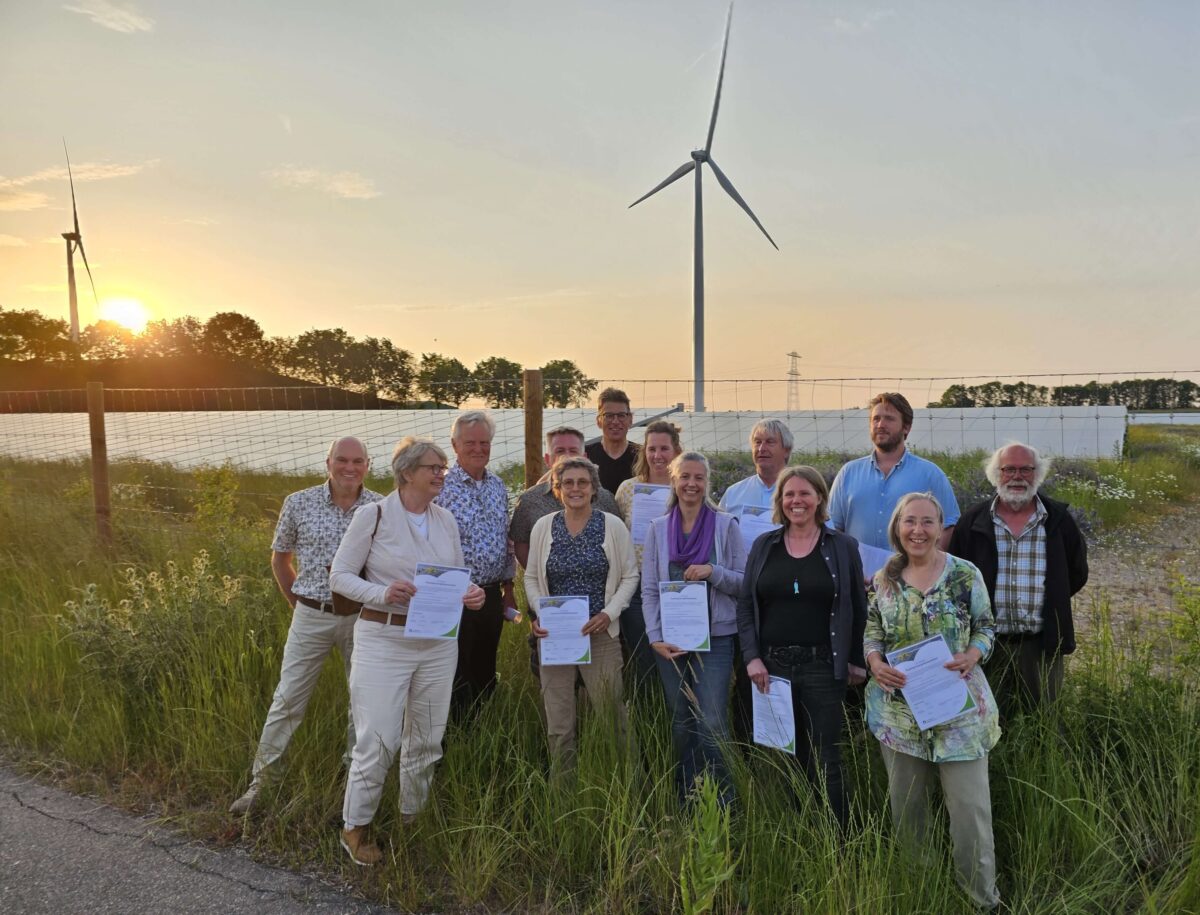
[
  {"xmin": 629, "ymin": 2, "xmax": 777, "ymax": 413},
  {"xmin": 61, "ymin": 141, "xmax": 98, "ymax": 344}
]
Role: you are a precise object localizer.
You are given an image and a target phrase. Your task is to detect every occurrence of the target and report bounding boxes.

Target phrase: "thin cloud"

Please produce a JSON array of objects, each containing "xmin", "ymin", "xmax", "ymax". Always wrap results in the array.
[
  {"xmin": 0, "ymin": 235, "xmax": 30, "ymax": 247},
  {"xmin": 0, "ymin": 159, "xmax": 158, "ymax": 210},
  {"xmin": 179, "ymin": 216, "xmax": 218, "ymax": 227},
  {"xmin": 0, "ymin": 190, "xmax": 50, "ymax": 212},
  {"xmin": 23, "ymin": 283, "xmax": 67, "ymax": 293},
  {"xmin": 279, "ymin": 114, "xmax": 293, "ymax": 135},
  {"xmin": 265, "ymin": 166, "xmax": 380, "ymax": 200},
  {"xmin": 64, "ymin": 0, "xmax": 154, "ymax": 33},
  {"xmin": 354, "ymin": 288, "xmax": 593, "ymax": 314},
  {"xmin": 830, "ymin": 9, "xmax": 895, "ymax": 34}
]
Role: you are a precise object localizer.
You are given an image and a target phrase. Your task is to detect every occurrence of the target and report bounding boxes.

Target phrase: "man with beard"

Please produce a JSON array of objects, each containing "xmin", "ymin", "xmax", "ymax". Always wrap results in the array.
[
  {"xmin": 949, "ymin": 442, "xmax": 1088, "ymax": 715},
  {"xmin": 828, "ymin": 392, "xmax": 960, "ymax": 550}
]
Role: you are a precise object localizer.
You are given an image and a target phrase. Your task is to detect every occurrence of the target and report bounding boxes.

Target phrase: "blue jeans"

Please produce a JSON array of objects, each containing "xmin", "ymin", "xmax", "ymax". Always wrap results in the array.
[
  {"xmin": 763, "ymin": 649, "xmax": 849, "ymax": 829},
  {"xmin": 620, "ymin": 588, "xmax": 659, "ymax": 692},
  {"xmin": 656, "ymin": 634, "xmax": 735, "ymax": 802}
]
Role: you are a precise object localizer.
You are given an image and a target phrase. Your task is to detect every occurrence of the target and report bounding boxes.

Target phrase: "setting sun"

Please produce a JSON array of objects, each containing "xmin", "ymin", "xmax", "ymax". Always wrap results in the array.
[{"xmin": 98, "ymin": 297, "xmax": 151, "ymax": 334}]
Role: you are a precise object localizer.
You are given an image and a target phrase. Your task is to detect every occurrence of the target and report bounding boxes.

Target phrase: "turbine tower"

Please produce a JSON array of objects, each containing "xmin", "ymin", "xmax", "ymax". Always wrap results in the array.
[
  {"xmin": 629, "ymin": 2, "xmax": 776, "ymax": 412},
  {"xmin": 61, "ymin": 142, "xmax": 98, "ymax": 344}
]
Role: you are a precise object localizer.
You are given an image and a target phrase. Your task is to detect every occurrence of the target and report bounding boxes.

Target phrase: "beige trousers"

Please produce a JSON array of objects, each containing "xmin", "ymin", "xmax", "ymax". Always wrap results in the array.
[
  {"xmin": 881, "ymin": 745, "xmax": 1000, "ymax": 910},
  {"xmin": 539, "ymin": 630, "xmax": 627, "ymax": 767},
  {"xmin": 342, "ymin": 619, "xmax": 457, "ymax": 826}
]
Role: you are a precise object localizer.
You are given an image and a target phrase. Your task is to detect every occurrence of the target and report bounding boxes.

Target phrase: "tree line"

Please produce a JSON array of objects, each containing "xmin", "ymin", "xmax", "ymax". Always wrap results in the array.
[
  {"xmin": 930, "ymin": 379, "xmax": 1200, "ymax": 410},
  {"xmin": 0, "ymin": 307, "xmax": 597, "ymax": 408}
]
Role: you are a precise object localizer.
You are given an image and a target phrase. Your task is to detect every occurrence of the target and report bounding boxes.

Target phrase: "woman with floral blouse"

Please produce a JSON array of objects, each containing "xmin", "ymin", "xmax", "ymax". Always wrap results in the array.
[{"xmin": 865, "ymin": 492, "xmax": 1002, "ymax": 911}]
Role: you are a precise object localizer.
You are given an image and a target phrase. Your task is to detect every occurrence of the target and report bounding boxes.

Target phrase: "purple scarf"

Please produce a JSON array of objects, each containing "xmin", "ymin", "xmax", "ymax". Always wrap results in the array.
[{"xmin": 669, "ymin": 503, "xmax": 717, "ymax": 567}]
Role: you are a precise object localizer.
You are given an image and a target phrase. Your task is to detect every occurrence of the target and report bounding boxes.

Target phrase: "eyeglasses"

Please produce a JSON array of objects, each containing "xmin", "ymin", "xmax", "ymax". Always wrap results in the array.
[
  {"xmin": 559, "ymin": 479, "xmax": 593, "ymax": 489},
  {"xmin": 418, "ymin": 463, "xmax": 449, "ymax": 475},
  {"xmin": 999, "ymin": 465, "xmax": 1036, "ymax": 478},
  {"xmin": 600, "ymin": 411, "xmax": 632, "ymax": 422}
]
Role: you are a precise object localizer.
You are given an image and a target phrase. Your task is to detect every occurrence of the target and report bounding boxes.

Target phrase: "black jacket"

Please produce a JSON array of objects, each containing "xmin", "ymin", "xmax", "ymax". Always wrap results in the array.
[
  {"xmin": 736, "ymin": 526, "xmax": 867, "ymax": 680},
  {"xmin": 948, "ymin": 495, "xmax": 1088, "ymax": 656}
]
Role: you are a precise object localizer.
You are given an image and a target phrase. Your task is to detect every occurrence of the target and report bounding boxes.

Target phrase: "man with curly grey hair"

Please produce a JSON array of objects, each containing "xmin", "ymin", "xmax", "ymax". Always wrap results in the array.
[{"xmin": 948, "ymin": 442, "xmax": 1088, "ymax": 717}]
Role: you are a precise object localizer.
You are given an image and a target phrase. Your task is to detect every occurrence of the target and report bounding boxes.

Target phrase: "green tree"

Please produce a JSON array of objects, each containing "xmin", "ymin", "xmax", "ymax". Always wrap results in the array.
[
  {"xmin": 0, "ymin": 307, "xmax": 72, "ymax": 361},
  {"xmin": 135, "ymin": 317, "xmax": 204, "ymax": 359},
  {"xmin": 473, "ymin": 356, "xmax": 524, "ymax": 408},
  {"xmin": 291, "ymin": 328, "xmax": 355, "ymax": 386},
  {"xmin": 361, "ymin": 337, "xmax": 415, "ymax": 402},
  {"xmin": 418, "ymin": 352, "xmax": 473, "ymax": 407},
  {"xmin": 541, "ymin": 358, "xmax": 597, "ymax": 408},
  {"xmin": 202, "ymin": 311, "xmax": 267, "ymax": 364},
  {"xmin": 81, "ymin": 319, "xmax": 135, "ymax": 360}
]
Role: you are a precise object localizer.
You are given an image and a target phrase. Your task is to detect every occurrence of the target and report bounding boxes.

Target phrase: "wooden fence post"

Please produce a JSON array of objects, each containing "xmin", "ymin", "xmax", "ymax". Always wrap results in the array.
[
  {"xmin": 523, "ymin": 369, "xmax": 544, "ymax": 489},
  {"xmin": 87, "ymin": 381, "xmax": 113, "ymax": 548}
]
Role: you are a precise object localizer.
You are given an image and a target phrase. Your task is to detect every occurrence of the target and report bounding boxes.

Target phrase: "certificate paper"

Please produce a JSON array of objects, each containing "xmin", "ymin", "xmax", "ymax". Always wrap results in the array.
[
  {"xmin": 658, "ymin": 581, "xmax": 710, "ymax": 651},
  {"xmin": 403, "ymin": 563, "xmax": 470, "ymax": 640},
  {"xmin": 537, "ymin": 596, "xmax": 592, "ymax": 666},
  {"xmin": 752, "ymin": 676, "xmax": 796, "ymax": 755},
  {"xmin": 886, "ymin": 634, "xmax": 977, "ymax": 730},
  {"xmin": 859, "ymin": 543, "xmax": 892, "ymax": 583},
  {"xmin": 630, "ymin": 483, "xmax": 670, "ymax": 547},
  {"xmin": 736, "ymin": 505, "xmax": 781, "ymax": 554}
]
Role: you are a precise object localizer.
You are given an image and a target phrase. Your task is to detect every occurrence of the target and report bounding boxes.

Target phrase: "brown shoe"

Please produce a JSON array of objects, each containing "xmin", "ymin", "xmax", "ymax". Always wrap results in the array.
[{"xmin": 340, "ymin": 825, "xmax": 382, "ymax": 866}]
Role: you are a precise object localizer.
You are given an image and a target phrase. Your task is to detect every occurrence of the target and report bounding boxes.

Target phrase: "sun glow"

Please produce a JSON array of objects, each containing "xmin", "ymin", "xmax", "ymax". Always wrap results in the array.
[{"xmin": 98, "ymin": 297, "xmax": 151, "ymax": 333}]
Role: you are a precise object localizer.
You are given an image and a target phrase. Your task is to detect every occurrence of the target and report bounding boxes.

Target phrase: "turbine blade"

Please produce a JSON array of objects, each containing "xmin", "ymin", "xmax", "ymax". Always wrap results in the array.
[
  {"xmin": 628, "ymin": 160, "xmax": 696, "ymax": 208},
  {"xmin": 704, "ymin": 2, "xmax": 735, "ymax": 154},
  {"xmin": 76, "ymin": 239, "xmax": 99, "ymax": 304},
  {"xmin": 707, "ymin": 157, "xmax": 778, "ymax": 249},
  {"xmin": 63, "ymin": 139, "xmax": 80, "ymax": 237}
]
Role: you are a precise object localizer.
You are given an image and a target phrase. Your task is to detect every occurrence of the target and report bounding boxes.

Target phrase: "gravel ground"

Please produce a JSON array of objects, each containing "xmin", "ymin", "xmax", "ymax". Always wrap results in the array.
[{"xmin": 1075, "ymin": 497, "xmax": 1200, "ymax": 644}]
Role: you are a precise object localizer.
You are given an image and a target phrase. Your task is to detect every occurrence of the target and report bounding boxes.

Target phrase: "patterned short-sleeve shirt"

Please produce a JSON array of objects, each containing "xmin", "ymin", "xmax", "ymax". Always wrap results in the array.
[
  {"xmin": 272, "ymin": 482, "xmax": 384, "ymax": 603},
  {"xmin": 864, "ymin": 555, "xmax": 1000, "ymax": 762},
  {"xmin": 545, "ymin": 510, "xmax": 609, "ymax": 616}
]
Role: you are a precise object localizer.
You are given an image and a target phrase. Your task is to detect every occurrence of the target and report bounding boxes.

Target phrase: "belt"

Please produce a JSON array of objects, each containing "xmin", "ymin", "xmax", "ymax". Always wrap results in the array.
[
  {"xmin": 765, "ymin": 644, "xmax": 831, "ymax": 666},
  {"xmin": 359, "ymin": 607, "xmax": 407, "ymax": 627},
  {"xmin": 996, "ymin": 631, "xmax": 1041, "ymax": 642},
  {"xmin": 297, "ymin": 597, "xmax": 335, "ymax": 613}
]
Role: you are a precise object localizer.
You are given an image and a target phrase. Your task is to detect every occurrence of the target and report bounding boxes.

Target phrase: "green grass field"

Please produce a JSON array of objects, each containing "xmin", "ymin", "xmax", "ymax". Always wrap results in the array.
[{"xmin": 2, "ymin": 427, "xmax": 1199, "ymax": 913}]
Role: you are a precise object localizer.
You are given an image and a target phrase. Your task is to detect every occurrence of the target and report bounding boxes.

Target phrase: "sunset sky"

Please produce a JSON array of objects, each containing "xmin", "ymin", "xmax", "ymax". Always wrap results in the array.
[{"xmin": 2, "ymin": 1, "xmax": 1197, "ymax": 407}]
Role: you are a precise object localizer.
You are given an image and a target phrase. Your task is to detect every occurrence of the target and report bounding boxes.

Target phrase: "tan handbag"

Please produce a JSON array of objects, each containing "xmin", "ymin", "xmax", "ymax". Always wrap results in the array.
[{"xmin": 331, "ymin": 503, "xmax": 383, "ymax": 616}]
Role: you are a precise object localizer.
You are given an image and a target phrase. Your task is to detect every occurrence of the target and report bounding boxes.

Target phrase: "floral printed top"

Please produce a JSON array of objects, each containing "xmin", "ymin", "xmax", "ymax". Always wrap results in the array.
[
  {"xmin": 546, "ymin": 510, "xmax": 610, "ymax": 617},
  {"xmin": 864, "ymin": 554, "xmax": 1000, "ymax": 762}
]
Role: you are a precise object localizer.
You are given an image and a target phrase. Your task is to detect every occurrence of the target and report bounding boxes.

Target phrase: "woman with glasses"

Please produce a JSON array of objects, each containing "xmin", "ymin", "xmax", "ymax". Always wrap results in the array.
[
  {"xmin": 614, "ymin": 420, "xmax": 684, "ymax": 687},
  {"xmin": 641, "ymin": 451, "xmax": 745, "ymax": 803},
  {"xmin": 736, "ymin": 465, "xmax": 867, "ymax": 830},
  {"xmin": 330, "ymin": 436, "xmax": 486, "ymax": 865},
  {"xmin": 866, "ymin": 492, "xmax": 1001, "ymax": 910},
  {"xmin": 525, "ymin": 456, "xmax": 638, "ymax": 770}
]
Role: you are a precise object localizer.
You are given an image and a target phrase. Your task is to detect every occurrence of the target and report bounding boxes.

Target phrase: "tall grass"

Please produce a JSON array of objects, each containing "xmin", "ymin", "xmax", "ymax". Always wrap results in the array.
[{"xmin": 2, "ymin": 438, "xmax": 1199, "ymax": 912}]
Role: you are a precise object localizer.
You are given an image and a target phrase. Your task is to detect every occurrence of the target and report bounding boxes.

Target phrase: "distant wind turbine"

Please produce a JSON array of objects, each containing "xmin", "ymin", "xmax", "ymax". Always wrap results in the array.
[
  {"xmin": 61, "ymin": 141, "xmax": 99, "ymax": 344},
  {"xmin": 629, "ymin": 2, "xmax": 776, "ymax": 413}
]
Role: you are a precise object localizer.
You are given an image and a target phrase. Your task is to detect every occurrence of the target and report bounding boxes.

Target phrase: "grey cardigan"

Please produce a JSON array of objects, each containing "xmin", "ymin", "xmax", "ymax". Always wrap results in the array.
[
  {"xmin": 736, "ymin": 526, "xmax": 867, "ymax": 680},
  {"xmin": 641, "ymin": 509, "xmax": 746, "ymax": 645}
]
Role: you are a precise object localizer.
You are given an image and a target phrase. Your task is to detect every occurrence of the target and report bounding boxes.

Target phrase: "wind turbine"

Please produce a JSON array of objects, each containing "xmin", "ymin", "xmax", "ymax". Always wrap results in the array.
[
  {"xmin": 61, "ymin": 141, "xmax": 98, "ymax": 344},
  {"xmin": 629, "ymin": 2, "xmax": 776, "ymax": 413}
]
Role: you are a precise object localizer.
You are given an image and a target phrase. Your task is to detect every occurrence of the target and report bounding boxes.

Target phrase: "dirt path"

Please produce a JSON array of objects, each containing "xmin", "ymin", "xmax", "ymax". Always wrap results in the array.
[{"xmin": 1075, "ymin": 496, "xmax": 1200, "ymax": 643}]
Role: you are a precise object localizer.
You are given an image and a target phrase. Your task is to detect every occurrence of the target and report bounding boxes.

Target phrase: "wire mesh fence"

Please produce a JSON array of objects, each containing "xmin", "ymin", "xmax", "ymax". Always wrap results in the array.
[{"xmin": 0, "ymin": 371, "xmax": 1195, "ymax": 543}]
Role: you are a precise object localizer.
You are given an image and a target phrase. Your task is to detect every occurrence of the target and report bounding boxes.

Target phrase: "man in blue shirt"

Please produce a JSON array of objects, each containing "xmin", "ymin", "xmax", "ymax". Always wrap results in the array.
[
  {"xmin": 828, "ymin": 393, "xmax": 959, "ymax": 551},
  {"xmin": 718, "ymin": 418, "xmax": 793, "ymax": 513}
]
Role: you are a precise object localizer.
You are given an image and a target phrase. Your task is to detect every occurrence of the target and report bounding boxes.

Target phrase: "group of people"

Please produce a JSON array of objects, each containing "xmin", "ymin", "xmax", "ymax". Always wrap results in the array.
[{"xmin": 228, "ymin": 388, "xmax": 1088, "ymax": 910}]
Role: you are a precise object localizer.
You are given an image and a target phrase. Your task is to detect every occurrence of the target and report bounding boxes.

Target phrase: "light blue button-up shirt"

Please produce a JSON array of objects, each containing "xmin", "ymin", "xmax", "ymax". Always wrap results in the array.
[
  {"xmin": 827, "ymin": 449, "xmax": 960, "ymax": 550},
  {"xmin": 718, "ymin": 474, "xmax": 775, "ymax": 513}
]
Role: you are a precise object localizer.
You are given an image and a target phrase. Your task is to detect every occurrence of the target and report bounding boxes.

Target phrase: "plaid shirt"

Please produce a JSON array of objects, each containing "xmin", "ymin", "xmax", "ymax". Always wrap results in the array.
[
  {"xmin": 990, "ymin": 495, "xmax": 1048, "ymax": 635},
  {"xmin": 271, "ymin": 482, "xmax": 384, "ymax": 603},
  {"xmin": 434, "ymin": 463, "xmax": 515, "ymax": 586}
]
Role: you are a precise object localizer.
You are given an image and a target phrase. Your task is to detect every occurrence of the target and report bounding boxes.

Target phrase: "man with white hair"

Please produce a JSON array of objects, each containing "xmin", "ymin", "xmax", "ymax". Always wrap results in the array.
[
  {"xmin": 434, "ymin": 410, "xmax": 517, "ymax": 716},
  {"xmin": 949, "ymin": 442, "xmax": 1088, "ymax": 715},
  {"xmin": 230, "ymin": 436, "xmax": 384, "ymax": 815}
]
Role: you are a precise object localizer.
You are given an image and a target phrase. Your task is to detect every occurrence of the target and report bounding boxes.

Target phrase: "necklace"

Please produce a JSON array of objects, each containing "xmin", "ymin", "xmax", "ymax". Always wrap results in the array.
[{"xmin": 786, "ymin": 526, "xmax": 819, "ymax": 595}]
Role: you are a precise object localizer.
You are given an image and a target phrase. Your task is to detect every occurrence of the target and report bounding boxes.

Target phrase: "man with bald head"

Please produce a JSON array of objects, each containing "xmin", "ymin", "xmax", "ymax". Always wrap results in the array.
[
  {"xmin": 230, "ymin": 437, "xmax": 384, "ymax": 815},
  {"xmin": 949, "ymin": 442, "xmax": 1088, "ymax": 716}
]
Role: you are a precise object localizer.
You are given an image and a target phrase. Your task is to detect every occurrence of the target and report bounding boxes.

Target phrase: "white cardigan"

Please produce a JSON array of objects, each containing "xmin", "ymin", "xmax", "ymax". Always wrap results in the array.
[
  {"xmin": 329, "ymin": 490, "xmax": 465, "ymax": 614},
  {"xmin": 523, "ymin": 510, "xmax": 638, "ymax": 639}
]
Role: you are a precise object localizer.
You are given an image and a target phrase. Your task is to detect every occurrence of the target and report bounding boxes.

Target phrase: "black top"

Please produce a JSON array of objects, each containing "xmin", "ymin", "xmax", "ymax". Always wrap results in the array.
[
  {"xmin": 585, "ymin": 440, "xmax": 640, "ymax": 494},
  {"xmin": 755, "ymin": 539, "xmax": 835, "ymax": 650}
]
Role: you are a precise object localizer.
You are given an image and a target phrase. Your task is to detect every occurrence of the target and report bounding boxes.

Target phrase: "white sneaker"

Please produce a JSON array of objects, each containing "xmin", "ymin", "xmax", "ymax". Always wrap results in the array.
[{"xmin": 229, "ymin": 782, "xmax": 260, "ymax": 815}]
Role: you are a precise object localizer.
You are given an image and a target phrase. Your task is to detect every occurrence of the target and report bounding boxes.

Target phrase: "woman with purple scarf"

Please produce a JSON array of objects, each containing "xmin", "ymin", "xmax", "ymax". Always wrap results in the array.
[{"xmin": 642, "ymin": 452, "xmax": 746, "ymax": 803}]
